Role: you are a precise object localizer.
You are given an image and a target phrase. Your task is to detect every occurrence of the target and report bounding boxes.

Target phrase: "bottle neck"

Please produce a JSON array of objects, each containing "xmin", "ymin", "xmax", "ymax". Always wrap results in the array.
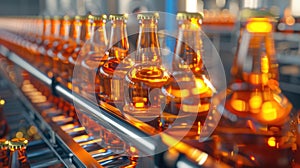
[
  {"xmin": 37, "ymin": 19, "xmax": 43, "ymax": 38},
  {"xmin": 60, "ymin": 20, "xmax": 71, "ymax": 40},
  {"xmin": 71, "ymin": 19, "xmax": 82, "ymax": 44},
  {"xmin": 136, "ymin": 19, "xmax": 161, "ymax": 63},
  {"xmin": 51, "ymin": 19, "xmax": 61, "ymax": 37},
  {"xmin": 173, "ymin": 19, "xmax": 204, "ymax": 72},
  {"xmin": 231, "ymin": 19, "xmax": 278, "ymax": 87},
  {"xmin": 108, "ymin": 20, "xmax": 129, "ymax": 61},
  {"xmin": 80, "ymin": 19, "xmax": 93, "ymax": 42},
  {"xmin": 43, "ymin": 19, "xmax": 51, "ymax": 38},
  {"xmin": 92, "ymin": 20, "xmax": 107, "ymax": 45}
]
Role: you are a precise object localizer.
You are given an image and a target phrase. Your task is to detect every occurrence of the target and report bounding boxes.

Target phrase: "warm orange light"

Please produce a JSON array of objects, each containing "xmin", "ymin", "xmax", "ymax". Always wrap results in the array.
[
  {"xmin": 231, "ymin": 99, "xmax": 246, "ymax": 112},
  {"xmin": 192, "ymin": 78, "xmax": 209, "ymax": 94},
  {"xmin": 0, "ymin": 99, "xmax": 5, "ymax": 105},
  {"xmin": 29, "ymin": 126, "xmax": 38, "ymax": 134},
  {"xmin": 159, "ymin": 121, "xmax": 163, "ymax": 128},
  {"xmin": 67, "ymin": 82, "xmax": 72, "ymax": 89},
  {"xmin": 135, "ymin": 102, "xmax": 145, "ymax": 108},
  {"xmin": 197, "ymin": 121, "xmax": 201, "ymax": 135},
  {"xmin": 73, "ymin": 135, "xmax": 89, "ymax": 142},
  {"xmin": 61, "ymin": 124, "xmax": 75, "ymax": 131},
  {"xmin": 249, "ymin": 95, "xmax": 262, "ymax": 110},
  {"xmin": 261, "ymin": 101, "xmax": 277, "ymax": 121},
  {"xmin": 130, "ymin": 146, "xmax": 137, "ymax": 153},
  {"xmin": 267, "ymin": 136, "xmax": 276, "ymax": 147},
  {"xmin": 261, "ymin": 73, "xmax": 269, "ymax": 85},
  {"xmin": 172, "ymin": 89, "xmax": 190, "ymax": 98},
  {"xmin": 198, "ymin": 103, "xmax": 210, "ymax": 112},
  {"xmin": 249, "ymin": 73, "xmax": 260, "ymax": 84},
  {"xmin": 261, "ymin": 56, "xmax": 269, "ymax": 73},
  {"xmin": 182, "ymin": 104, "xmax": 198, "ymax": 113},
  {"xmin": 250, "ymin": 156, "xmax": 255, "ymax": 161},
  {"xmin": 285, "ymin": 16, "xmax": 295, "ymax": 26},
  {"xmin": 246, "ymin": 18, "xmax": 272, "ymax": 33},
  {"xmin": 190, "ymin": 18, "xmax": 201, "ymax": 30},
  {"xmin": 16, "ymin": 132, "xmax": 23, "ymax": 138}
]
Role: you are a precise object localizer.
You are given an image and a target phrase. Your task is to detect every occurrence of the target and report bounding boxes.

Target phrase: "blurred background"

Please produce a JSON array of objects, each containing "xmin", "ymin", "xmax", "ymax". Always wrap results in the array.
[{"xmin": 0, "ymin": 0, "xmax": 290, "ymax": 16}]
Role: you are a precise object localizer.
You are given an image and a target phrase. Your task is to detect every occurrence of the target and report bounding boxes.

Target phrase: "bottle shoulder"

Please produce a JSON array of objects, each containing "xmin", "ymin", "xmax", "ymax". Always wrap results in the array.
[{"xmin": 126, "ymin": 63, "xmax": 170, "ymax": 86}]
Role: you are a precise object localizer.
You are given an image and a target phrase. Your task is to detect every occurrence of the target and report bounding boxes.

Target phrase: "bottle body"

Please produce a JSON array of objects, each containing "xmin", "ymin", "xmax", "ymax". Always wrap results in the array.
[
  {"xmin": 80, "ymin": 15, "xmax": 108, "ymax": 99},
  {"xmin": 123, "ymin": 13, "xmax": 170, "ymax": 128},
  {"xmin": 98, "ymin": 15, "xmax": 130, "ymax": 107},
  {"xmin": 162, "ymin": 13, "xmax": 214, "ymax": 136},
  {"xmin": 213, "ymin": 16, "xmax": 297, "ymax": 167}
]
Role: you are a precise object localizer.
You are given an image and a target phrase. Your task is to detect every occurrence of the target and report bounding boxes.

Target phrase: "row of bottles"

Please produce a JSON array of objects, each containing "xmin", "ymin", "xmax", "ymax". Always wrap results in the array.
[
  {"xmin": 0, "ymin": 12, "xmax": 213, "ymax": 133},
  {"xmin": 0, "ymin": 9, "xmax": 298, "ymax": 167},
  {"xmin": 212, "ymin": 9, "xmax": 298, "ymax": 167}
]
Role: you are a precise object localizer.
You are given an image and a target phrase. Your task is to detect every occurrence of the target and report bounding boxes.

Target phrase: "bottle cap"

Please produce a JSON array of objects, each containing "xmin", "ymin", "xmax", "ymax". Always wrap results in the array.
[
  {"xmin": 89, "ymin": 14, "xmax": 107, "ymax": 21},
  {"xmin": 0, "ymin": 139, "xmax": 8, "ymax": 149},
  {"xmin": 137, "ymin": 12, "xmax": 159, "ymax": 20},
  {"xmin": 43, "ymin": 16, "xmax": 51, "ymax": 20},
  {"xmin": 109, "ymin": 14, "xmax": 128, "ymax": 21},
  {"xmin": 176, "ymin": 12, "xmax": 204, "ymax": 20},
  {"xmin": 9, "ymin": 138, "xmax": 28, "ymax": 150},
  {"xmin": 63, "ymin": 15, "xmax": 71, "ymax": 21},
  {"xmin": 75, "ymin": 15, "xmax": 87, "ymax": 21},
  {"xmin": 52, "ymin": 15, "xmax": 62, "ymax": 20}
]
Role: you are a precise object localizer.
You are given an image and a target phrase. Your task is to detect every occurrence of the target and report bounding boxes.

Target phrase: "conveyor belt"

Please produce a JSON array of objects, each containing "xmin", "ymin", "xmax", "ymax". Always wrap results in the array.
[
  {"xmin": 0, "ymin": 59, "xmax": 146, "ymax": 167},
  {"xmin": 0, "ymin": 78, "xmax": 66, "ymax": 167}
]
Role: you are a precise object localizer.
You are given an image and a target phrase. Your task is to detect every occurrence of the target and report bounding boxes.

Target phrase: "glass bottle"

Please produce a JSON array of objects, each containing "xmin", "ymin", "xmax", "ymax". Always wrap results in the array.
[
  {"xmin": 48, "ymin": 15, "xmax": 72, "ymax": 83},
  {"xmin": 214, "ymin": 10, "xmax": 298, "ymax": 167},
  {"xmin": 42, "ymin": 16, "xmax": 61, "ymax": 77},
  {"xmin": 98, "ymin": 14, "xmax": 130, "ymax": 107},
  {"xmin": 80, "ymin": 14, "xmax": 108, "ymax": 100},
  {"xmin": 21, "ymin": 16, "xmax": 42, "ymax": 65},
  {"xmin": 57, "ymin": 15, "xmax": 83, "ymax": 89},
  {"xmin": 123, "ymin": 13, "xmax": 170, "ymax": 128},
  {"xmin": 162, "ymin": 12, "xmax": 214, "ymax": 136},
  {"xmin": 0, "ymin": 139, "xmax": 8, "ymax": 167},
  {"xmin": 8, "ymin": 138, "xmax": 29, "ymax": 168},
  {"xmin": 36, "ymin": 16, "xmax": 51, "ymax": 69}
]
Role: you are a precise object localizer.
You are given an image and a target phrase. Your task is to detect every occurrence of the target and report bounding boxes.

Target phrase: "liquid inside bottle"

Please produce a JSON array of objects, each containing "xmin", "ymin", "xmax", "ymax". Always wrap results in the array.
[
  {"xmin": 44, "ymin": 16, "xmax": 62, "ymax": 78},
  {"xmin": 213, "ymin": 11, "xmax": 298, "ymax": 167},
  {"xmin": 37, "ymin": 16, "xmax": 52, "ymax": 74},
  {"xmin": 161, "ymin": 12, "xmax": 214, "ymax": 137},
  {"xmin": 50, "ymin": 16, "xmax": 72, "ymax": 82},
  {"xmin": 98, "ymin": 14, "xmax": 130, "ymax": 107},
  {"xmin": 60, "ymin": 15, "xmax": 85, "ymax": 90},
  {"xmin": 123, "ymin": 13, "xmax": 170, "ymax": 128},
  {"xmin": 8, "ymin": 138, "xmax": 29, "ymax": 168}
]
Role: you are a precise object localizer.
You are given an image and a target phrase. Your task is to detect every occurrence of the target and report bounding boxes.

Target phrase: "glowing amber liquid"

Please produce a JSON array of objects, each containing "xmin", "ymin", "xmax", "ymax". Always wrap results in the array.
[
  {"xmin": 48, "ymin": 39, "xmax": 65, "ymax": 79},
  {"xmin": 38, "ymin": 38, "xmax": 54, "ymax": 75},
  {"xmin": 57, "ymin": 40, "xmax": 77, "ymax": 89},
  {"xmin": 99, "ymin": 54, "xmax": 132, "ymax": 107},
  {"xmin": 162, "ymin": 71, "xmax": 213, "ymax": 137},
  {"xmin": 123, "ymin": 64, "xmax": 169, "ymax": 126},
  {"xmin": 215, "ymin": 72, "xmax": 297, "ymax": 167},
  {"xmin": 216, "ymin": 89, "xmax": 296, "ymax": 167}
]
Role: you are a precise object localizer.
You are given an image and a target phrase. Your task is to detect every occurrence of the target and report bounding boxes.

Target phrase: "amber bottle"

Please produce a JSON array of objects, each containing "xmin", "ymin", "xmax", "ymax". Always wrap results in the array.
[
  {"xmin": 162, "ymin": 12, "xmax": 214, "ymax": 135},
  {"xmin": 98, "ymin": 14, "xmax": 129, "ymax": 107},
  {"xmin": 80, "ymin": 14, "xmax": 107, "ymax": 99},
  {"xmin": 214, "ymin": 10, "xmax": 297, "ymax": 167},
  {"xmin": 123, "ymin": 13, "xmax": 170, "ymax": 128}
]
